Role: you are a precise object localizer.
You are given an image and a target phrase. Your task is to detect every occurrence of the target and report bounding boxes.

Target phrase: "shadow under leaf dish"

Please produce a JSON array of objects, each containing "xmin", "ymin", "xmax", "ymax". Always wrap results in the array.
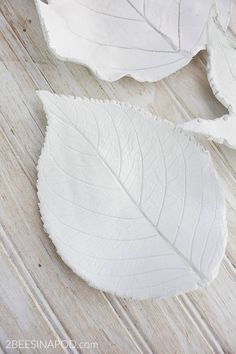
[
  {"xmin": 181, "ymin": 8, "xmax": 236, "ymax": 149},
  {"xmin": 34, "ymin": 0, "xmax": 231, "ymax": 82},
  {"xmin": 37, "ymin": 91, "xmax": 227, "ymax": 299}
]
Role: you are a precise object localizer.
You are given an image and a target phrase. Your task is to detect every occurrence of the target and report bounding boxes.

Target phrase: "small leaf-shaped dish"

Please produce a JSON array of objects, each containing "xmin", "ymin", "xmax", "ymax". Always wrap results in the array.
[
  {"xmin": 34, "ymin": 0, "xmax": 231, "ymax": 82},
  {"xmin": 37, "ymin": 91, "xmax": 227, "ymax": 299},
  {"xmin": 181, "ymin": 8, "xmax": 236, "ymax": 149}
]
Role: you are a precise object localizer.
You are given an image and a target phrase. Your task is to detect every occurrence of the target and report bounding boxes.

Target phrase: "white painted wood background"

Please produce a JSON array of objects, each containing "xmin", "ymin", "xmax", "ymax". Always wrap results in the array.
[{"xmin": 0, "ymin": 1, "xmax": 235, "ymax": 353}]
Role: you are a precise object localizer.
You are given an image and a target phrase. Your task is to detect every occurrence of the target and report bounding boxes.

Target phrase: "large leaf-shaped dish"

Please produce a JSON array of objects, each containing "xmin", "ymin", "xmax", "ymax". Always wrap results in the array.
[
  {"xmin": 35, "ymin": 0, "xmax": 231, "ymax": 82},
  {"xmin": 37, "ymin": 91, "xmax": 227, "ymax": 299},
  {"xmin": 181, "ymin": 8, "xmax": 236, "ymax": 149}
]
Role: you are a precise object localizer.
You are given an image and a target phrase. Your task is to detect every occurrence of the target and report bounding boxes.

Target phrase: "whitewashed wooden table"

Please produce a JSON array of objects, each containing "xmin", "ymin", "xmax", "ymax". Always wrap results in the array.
[{"xmin": 0, "ymin": 1, "xmax": 236, "ymax": 353}]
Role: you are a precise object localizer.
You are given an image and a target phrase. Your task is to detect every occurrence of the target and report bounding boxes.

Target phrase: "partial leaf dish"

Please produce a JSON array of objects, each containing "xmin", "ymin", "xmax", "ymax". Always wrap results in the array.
[
  {"xmin": 181, "ymin": 8, "xmax": 236, "ymax": 149},
  {"xmin": 35, "ymin": 0, "xmax": 231, "ymax": 82},
  {"xmin": 37, "ymin": 91, "xmax": 227, "ymax": 299}
]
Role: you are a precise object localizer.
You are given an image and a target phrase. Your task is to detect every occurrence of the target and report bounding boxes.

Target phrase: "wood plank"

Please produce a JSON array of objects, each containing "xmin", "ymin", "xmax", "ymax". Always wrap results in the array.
[
  {"xmin": 106, "ymin": 295, "xmax": 215, "ymax": 353},
  {"xmin": 0, "ymin": 244, "xmax": 66, "ymax": 354},
  {"xmin": 183, "ymin": 265, "xmax": 236, "ymax": 353}
]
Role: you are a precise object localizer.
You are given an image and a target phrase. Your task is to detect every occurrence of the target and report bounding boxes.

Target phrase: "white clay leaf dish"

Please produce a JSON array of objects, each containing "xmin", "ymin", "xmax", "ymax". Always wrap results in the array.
[
  {"xmin": 181, "ymin": 8, "xmax": 236, "ymax": 149},
  {"xmin": 34, "ymin": 0, "xmax": 231, "ymax": 82},
  {"xmin": 37, "ymin": 91, "xmax": 227, "ymax": 299}
]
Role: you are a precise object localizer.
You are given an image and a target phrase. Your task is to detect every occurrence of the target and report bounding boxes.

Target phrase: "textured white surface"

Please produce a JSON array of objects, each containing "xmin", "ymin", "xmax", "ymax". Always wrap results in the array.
[
  {"xmin": 1, "ymin": 0, "xmax": 236, "ymax": 350},
  {"xmin": 35, "ymin": 0, "xmax": 231, "ymax": 82},
  {"xmin": 181, "ymin": 10, "xmax": 236, "ymax": 149},
  {"xmin": 37, "ymin": 91, "xmax": 227, "ymax": 299}
]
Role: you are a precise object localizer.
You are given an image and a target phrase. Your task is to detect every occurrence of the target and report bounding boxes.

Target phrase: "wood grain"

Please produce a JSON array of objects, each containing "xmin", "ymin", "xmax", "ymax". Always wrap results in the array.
[{"xmin": 0, "ymin": 0, "xmax": 235, "ymax": 353}]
